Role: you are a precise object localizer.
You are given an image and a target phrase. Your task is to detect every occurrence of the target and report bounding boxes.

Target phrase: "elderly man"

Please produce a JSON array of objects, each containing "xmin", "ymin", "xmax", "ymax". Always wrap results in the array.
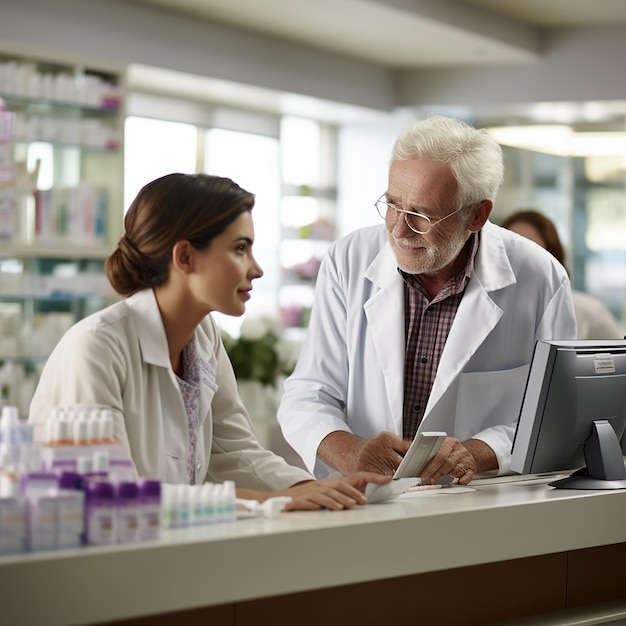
[{"xmin": 278, "ymin": 116, "xmax": 577, "ymax": 484}]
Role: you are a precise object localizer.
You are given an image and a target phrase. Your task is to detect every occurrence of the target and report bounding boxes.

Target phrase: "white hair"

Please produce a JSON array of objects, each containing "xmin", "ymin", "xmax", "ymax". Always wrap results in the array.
[{"xmin": 392, "ymin": 115, "xmax": 504, "ymax": 210}]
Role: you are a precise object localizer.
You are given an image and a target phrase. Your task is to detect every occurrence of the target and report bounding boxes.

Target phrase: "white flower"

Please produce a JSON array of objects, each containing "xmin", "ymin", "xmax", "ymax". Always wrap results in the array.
[
  {"xmin": 262, "ymin": 316, "xmax": 280, "ymax": 336},
  {"xmin": 276, "ymin": 338, "xmax": 301, "ymax": 371},
  {"xmin": 240, "ymin": 315, "xmax": 279, "ymax": 340},
  {"xmin": 222, "ymin": 315, "xmax": 302, "ymax": 384},
  {"xmin": 239, "ymin": 317, "xmax": 268, "ymax": 341}
]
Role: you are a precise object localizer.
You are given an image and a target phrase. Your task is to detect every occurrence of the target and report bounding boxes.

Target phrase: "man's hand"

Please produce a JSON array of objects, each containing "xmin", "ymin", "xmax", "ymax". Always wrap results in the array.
[
  {"xmin": 419, "ymin": 437, "xmax": 497, "ymax": 485},
  {"xmin": 318, "ymin": 431, "xmax": 411, "ymax": 476},
  {"xmin": 354, "ymin": 431, "xmax": 413, "ymax": 475}
]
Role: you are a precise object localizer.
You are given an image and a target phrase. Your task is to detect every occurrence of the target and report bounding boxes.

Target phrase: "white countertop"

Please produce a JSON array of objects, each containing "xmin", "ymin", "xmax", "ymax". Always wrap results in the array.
[{"xmin": 1, "ymin": 473, "xmax": 626, "ymax": 626}]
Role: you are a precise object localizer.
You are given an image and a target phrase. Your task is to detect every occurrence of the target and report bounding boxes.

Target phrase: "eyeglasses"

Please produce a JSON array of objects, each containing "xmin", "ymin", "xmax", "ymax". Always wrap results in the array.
[{"xmin": 375, "ymin": 194, "xmax": 465, "ymax": 235}]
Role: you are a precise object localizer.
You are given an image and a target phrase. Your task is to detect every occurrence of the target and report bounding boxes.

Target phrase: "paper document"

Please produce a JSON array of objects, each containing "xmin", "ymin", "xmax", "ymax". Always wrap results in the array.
[
  {"xmin": 366, "ymin": 431, "xmax": 447, "ymax": 503},
  {"xmin": 394, "ymin": 431, "xmax": 447, "ymax": 478}
]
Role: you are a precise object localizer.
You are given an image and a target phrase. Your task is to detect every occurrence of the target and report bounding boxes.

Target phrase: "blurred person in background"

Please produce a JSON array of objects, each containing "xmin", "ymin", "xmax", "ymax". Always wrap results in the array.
[{"xmin": 501, "ymin": 209, "xmax": 624, "ymax": 340}]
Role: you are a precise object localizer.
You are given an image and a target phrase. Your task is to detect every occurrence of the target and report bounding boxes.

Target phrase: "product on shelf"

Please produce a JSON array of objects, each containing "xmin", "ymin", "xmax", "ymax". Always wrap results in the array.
[
  {"xmin": 0, "ymin": 97, "xmax": 17, "ymax": 240},
  {"xmin": 0, "ymin": 403, "xmax": 257, "ymax": 556},
  {"xmin": 0, "ymin": 404, "xmax": 163, "ymax": 554},
  {"xmin": 161, "ymin": 481, "xmax": 237, "ymax": 528},
  {"xmin": 0, "ymin": 54, "xmax": 124, "ymax": 411}
]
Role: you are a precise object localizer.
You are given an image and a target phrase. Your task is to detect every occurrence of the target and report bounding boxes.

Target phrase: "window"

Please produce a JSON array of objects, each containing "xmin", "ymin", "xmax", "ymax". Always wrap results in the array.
[
  {"xmin": 123, "ymin": 107, "xmax": 338, "ymax": 338},
  {"xmin": 124, "ymin": 116, "xmax": 197, "ymax": 210},
  {"xmin": 204, "ymin": 128, "xmax": 280, "ymax": 335}
]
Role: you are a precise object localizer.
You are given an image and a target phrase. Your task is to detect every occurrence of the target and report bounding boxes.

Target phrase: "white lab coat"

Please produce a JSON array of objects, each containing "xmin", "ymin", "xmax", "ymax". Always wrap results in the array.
[
  {"xmin": 277, "ymin": 221, "xmax": 577, "ymax": 478},
  {"xmin": 28, "ymin": 288, "xmax": 313, "ymax": 489}
]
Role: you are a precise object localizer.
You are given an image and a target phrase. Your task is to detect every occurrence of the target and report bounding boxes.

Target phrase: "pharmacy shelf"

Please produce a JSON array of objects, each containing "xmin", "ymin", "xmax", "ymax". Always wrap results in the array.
[{"xmin": 0, "ymin": 243, "xmax": 113, "ymax": 260}]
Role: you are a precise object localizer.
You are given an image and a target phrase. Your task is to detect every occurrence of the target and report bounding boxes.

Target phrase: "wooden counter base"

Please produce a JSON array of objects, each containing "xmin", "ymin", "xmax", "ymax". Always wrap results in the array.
[{"xmin": 99, "ymin": 544, "xmax": 626, "ymax": 626}]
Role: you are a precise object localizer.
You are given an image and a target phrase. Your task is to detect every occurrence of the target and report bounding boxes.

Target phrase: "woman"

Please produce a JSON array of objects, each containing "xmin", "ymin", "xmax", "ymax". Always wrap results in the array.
[
  {"xmin": 28, "ymin": 173, "xmax": 389, "ymax": 510},
  {"xmin": 501, "ymin": 209, "xmax": 624, "ymax": 340}
]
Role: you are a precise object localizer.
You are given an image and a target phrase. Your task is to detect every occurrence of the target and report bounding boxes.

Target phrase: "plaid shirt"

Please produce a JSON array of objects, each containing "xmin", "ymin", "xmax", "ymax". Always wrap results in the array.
[{"xmin": 401, "ymin": 232, "xmax": 479, "ymax": 439}]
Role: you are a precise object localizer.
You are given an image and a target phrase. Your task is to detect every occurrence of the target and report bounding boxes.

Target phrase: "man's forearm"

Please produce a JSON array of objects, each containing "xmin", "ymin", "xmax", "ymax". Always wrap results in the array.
[{"xmin": 317, "ymin": 431, "xmax": 364, "ymax": 475}]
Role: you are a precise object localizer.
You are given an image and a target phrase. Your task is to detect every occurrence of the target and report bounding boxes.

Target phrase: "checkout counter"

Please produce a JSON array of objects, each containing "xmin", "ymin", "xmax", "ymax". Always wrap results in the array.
[{"xmin": 1, "ymin": 473, "xmax": 626, "ymax": 626}]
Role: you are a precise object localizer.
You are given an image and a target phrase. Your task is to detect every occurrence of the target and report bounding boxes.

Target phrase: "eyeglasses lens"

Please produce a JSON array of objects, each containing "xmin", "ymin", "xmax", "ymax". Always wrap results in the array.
[
  {"xmin": 404, "ymin": 213, "xmax": 431, "ymax": 234},
  {"xmin": 376, "ymin": 199, "xmax": 434, "ymax": 234}
]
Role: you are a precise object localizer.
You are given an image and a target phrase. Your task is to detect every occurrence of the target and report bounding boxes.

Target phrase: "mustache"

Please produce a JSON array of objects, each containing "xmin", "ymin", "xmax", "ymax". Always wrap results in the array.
[{"xmin": 392, "ymin": 235, "xmax": 426, "ymax": 249}]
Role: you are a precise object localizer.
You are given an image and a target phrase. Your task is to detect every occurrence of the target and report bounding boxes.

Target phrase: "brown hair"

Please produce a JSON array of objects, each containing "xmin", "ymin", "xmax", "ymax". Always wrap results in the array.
[
  {"xmin": 501, "ymin": 209, "xmax": 566, "ymax": 266},
  {"xmin": 105, "ymin": 173, "xmax": 255, "ymax": 296}
]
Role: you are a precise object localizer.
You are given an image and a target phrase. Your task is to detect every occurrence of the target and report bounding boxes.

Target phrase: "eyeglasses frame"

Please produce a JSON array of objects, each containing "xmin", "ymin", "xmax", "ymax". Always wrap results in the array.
[{"xmin": 375, "ymin": 194, "xmax": 467, "ymax": 235}]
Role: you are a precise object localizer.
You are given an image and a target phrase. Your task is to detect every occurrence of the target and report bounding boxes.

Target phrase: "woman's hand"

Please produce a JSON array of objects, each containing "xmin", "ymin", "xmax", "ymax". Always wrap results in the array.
[{"xmin": 277, "ymin": 471, "xmax": 393, "ymax": 511}]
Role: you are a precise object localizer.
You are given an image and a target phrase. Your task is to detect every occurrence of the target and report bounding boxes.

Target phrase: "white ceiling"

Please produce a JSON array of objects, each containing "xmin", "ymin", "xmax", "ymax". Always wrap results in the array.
[
  {"xmin": 120, "ymin": 0, "xmax": 626, "ymax": 129},
  {"xmin": 460, "ymin": 0, "xmax": 626, "ymax": 26},
  {"xmin": 128, "ymin": 0, "xmax": 626, "ymax": 68}
]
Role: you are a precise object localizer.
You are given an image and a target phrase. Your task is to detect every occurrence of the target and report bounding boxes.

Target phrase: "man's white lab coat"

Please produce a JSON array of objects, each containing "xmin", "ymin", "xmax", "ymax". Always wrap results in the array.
[{"xmin": 277, "ymin": 221, "xmax": 577, "ymax": 478}]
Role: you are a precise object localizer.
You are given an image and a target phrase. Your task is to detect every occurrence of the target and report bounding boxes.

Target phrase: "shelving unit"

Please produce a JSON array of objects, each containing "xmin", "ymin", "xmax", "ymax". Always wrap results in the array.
[{"xmin": 0, "ymin": 52, "xmax": 124, "ymax": 415}]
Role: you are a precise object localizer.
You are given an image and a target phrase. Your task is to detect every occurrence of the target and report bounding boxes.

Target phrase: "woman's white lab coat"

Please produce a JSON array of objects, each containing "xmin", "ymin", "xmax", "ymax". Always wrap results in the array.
[
  {"xmin": 277, "ymin": 221, "xmax": 577, "ymax": 478},
  {"xmin": 28, "ymin": 288, "xmax": 313, "ymax": 489}
]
